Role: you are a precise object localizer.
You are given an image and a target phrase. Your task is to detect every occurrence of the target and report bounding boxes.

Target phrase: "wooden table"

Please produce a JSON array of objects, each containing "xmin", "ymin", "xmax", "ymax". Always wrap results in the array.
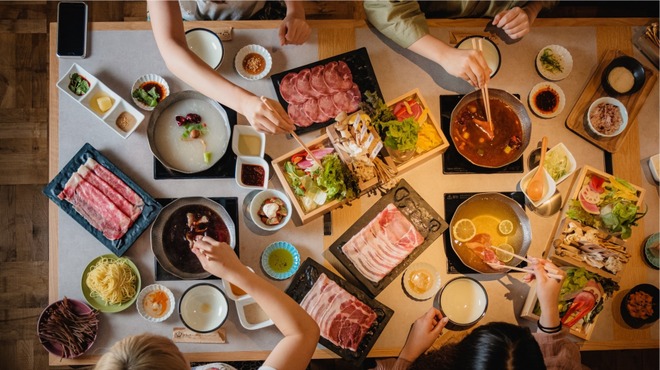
[{"xmin": 48, "ymin": 18, "xmax": 659, "ymax": 366}]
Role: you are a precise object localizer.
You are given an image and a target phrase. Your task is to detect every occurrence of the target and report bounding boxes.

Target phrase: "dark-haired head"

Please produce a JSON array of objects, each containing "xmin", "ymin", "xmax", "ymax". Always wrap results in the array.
[{"xmin": 410, "ymin": 322, "xmax": 546, "ymax": 370}]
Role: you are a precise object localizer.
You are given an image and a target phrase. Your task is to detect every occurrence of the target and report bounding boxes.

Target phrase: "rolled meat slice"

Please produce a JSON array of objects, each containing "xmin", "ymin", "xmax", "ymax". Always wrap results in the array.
[{"xmin": 279, "ymin": 73, "xmax": 307, "ymax": 104}]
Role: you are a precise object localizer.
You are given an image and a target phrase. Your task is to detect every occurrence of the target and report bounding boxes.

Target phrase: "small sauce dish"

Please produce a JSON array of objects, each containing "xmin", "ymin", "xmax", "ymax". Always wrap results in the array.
[
  {"xmin": 601, "ymin": 55, "xmax": 646, "ymax": 96},
  {"xmin": 232, "ymin": 125, "xmax": 266, "ymax": 158},
  {"xmin": 131, "ymin": 74, "xmax": 170, "ymax": 111},
  {"xmin": 235, "ymin": 297, "xmax": 275, "ymax": 330},
  {"xmin": 235, "ymin": 44, "xmax": 272, "ymax": 80},
  {"xmin": 136, "ymin": 284, "xmax": 175, "ymax": 322},
  {"xmin": 249, "ymin": 189, "xmax": 292, "ymax": 231},
  {"xmin": 261, "ymin": 241, "xmax": 300, "ymax": 280},
  {"xmin": 236, "ymin": 156, "xmax": 269, "ymax": 190}
]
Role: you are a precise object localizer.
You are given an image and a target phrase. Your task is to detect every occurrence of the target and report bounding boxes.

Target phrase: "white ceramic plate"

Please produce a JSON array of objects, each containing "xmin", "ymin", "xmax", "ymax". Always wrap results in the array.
[
  {"xmin": 136, "ymin": 284, "xmax": 175, "ymax": 322},
  {"xmin": 234, "ymin": 44, "xmax": 273, "ymax": 80},
  {"xmin": 131, "ymin": 74, "xmax": 170, "ymax": 111},
  {"xmin": 536, "ymin": 45, "xmax": 573, "ymax": 81},
  {"xmin": 528, "ymin": 81, "xmax": 566, "ymax": 118},
  {"xmin": 402, "ymin": 262, "xmax": 441, "ymax": 301}
]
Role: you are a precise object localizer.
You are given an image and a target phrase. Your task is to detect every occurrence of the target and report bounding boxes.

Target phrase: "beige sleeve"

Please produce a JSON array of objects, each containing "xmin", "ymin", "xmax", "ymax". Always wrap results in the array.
[
  {"xmin": 363, "ymin": 0, "xmax": 430, "ymax": 49},
  {"xmin": 533, "ymin": 328, "xmax": 583, "ymax": 370}
]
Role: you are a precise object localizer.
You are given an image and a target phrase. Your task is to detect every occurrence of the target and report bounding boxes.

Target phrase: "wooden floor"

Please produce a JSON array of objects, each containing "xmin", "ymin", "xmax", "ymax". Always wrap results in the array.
[{"xmin": 0, "ymin": 1, "xmax": 656, "ymax": 369}]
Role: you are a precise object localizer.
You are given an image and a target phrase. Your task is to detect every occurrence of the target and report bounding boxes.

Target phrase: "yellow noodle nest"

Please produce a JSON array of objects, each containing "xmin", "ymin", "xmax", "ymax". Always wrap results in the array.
[{"xmin": 86, "ymin": 257, "xmax": 137, "ymax": 305}]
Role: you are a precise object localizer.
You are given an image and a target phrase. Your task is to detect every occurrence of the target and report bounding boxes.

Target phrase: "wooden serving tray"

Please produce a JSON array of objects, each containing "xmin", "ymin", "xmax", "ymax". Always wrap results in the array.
[{"xmin": 565, "ymin": 49, "xmax": 657, "ymax": 153}]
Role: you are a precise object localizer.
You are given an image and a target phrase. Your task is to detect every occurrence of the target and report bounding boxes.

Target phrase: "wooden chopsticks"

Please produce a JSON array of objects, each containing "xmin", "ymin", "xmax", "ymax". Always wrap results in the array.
[
  {"xmin": 496, "ymin": 264, "xmax": 564, "ymax": 280},
  {"xmin": 488, "ymin": 244, "xmax": 562, "ymax": 279},
  {"xmin": 260, "ymin": 96, "xmax": 322, "ymax": 167},
  {"xmin": 472, "ymin": 38, "xmax": 494, "ymax": 138}
]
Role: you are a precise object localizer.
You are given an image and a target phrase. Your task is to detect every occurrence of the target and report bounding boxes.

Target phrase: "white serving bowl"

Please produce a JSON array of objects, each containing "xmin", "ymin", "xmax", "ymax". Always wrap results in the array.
[
  {"xmin": 136, "ymin": 284, "xmax": 175, "ymax": 322},
  {"xmin": 235, "ymin": 297, "xmax": 274, "ymax": 330},
  {"xmin": 587, "ymin": 97, "xmax": 628, "ymax": 138},
  {"xmin": 249, "ymin": 189, "xmax": 292, "ymax": 231},
  {"xmin": 236, "ymin": 156, "xmax": 269, "ymax": 190},
  {"xmin": 232, "ymin": 125, "xmax": 266, "ymax": 158},
  {"xmin": 649, "ymin": 154, "xmax": 660, "ymax": 183},
  {"xmin": 185, "ymin": 28, "xmax": 224, "ymax": 70},
  {"xmin": 131, "ymin": 74, "xmax": 170, "ymax": 111},
  {"xmin": 543, "ymin": 143, "xmax": 576, "ymax": 184},
  {"xmin": 234, "ymin": 44, "xmax": 273, "ymax": 80},
  {"xmin": 435, "ymin": 277, "xmax": 488, "ymax": 328},
  {"xmin": 179, "ymin": 283, "xmax": 229, "ymax": 333},
  {"xmin": 520, "ymin": 166, "xmax": 557, "ymax": 208}
]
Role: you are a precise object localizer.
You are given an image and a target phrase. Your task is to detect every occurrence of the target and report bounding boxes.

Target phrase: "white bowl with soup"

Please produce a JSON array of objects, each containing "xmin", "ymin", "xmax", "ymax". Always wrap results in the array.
[
  {"xmin": 148, "ymin": 91, "xmax": 231, "ymax": 174},
  {"xmin": 179, "ymin": 283, "xmax": 229, "ymax": 333},
  {"xmin": 435, "ymin": 276, "xmax": 488, "ymax": 328},
  {"xmin": 185, "ymin": 28, "xmax": 224, "ymax": 70}
]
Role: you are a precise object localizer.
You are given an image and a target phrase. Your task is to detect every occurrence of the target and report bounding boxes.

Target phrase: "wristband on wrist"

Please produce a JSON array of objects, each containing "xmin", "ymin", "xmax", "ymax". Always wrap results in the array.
[{"xmin": 537, "ymin": 320, "xmax": 562, "ymax": 334}]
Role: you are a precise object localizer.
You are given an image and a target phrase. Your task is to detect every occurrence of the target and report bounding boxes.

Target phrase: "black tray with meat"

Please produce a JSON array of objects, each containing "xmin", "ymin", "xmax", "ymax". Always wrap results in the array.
[
  {"xmin": 327, "ymin": 179, "xmax": 448, "ymax": 297},
  {"xmin": 43, "ymin": 143, "xmax": 162, "ymax": 256},
  {"xmin": 285, "ymin": 257, "xmax": 394, "ymax": 365},
  {"xmin": 270, "ymin": 47, "xmax": 383, "ymax": 135}
]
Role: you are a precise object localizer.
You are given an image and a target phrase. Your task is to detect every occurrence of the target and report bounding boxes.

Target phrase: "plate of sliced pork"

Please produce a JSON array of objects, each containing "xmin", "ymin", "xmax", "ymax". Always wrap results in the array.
[
  {"xmin": 43, "ymin": 143, "xmax": 162, "ymax": 256},
  {"xmin": 285, "ymin": 258, "xmax": 394, "ymax": 365},
  {"xmin": 270, "ymin": 47, "xmax": 383, "ymax": 135},
  {"xmin": 328, "ymin": 179, "xmax": 448, "ymax": 297}
]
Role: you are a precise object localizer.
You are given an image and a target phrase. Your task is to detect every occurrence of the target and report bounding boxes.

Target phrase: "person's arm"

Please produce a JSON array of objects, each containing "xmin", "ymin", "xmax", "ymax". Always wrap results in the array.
[
  {"xmin": 192, "ymin": 237, "xmax": 319, "ymax": 370},
  {"xmin": 364, "ymin": 0, "xmax": 490, "ymax": 88},
  {"xmin": 386, "ymin": 307, "xmax": 448, "ymax": 369},
  {"xmin": 492, "ymin": 0, "xmax": 557, "ymax": 40},
  {"xmin": 146, "ymin": 0, "xmax": 294, "ymax": 134},
  {"xmin": 279, "ymin": 1, "xmax": 311, "ymax": 45},
  {"xmin": 528, "ymin": 259, "xmax": 563, "ymax": 329}
]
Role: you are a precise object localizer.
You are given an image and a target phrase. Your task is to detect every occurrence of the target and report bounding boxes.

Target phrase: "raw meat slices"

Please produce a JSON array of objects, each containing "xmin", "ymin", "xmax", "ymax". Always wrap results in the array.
[
  {"xmin": 300, "ymin": 273, "xmax": 376, "ymax": 352},
  {"xmin": 58, "ymin": 158, "xmax": 144, "ymax": 240},
  {"xmin": 341, "ymin": 203, "xmax": 424, "ymax": 283},
  {"xmin": 279, "ymin": 59, "xmax": 361, "ymax": 127}
]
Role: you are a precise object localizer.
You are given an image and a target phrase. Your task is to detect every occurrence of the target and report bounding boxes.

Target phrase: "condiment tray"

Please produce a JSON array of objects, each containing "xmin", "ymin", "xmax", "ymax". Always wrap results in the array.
[
  {"xmin": 565, "ymin": 50, "xmax": 657, "ymax": 153},
  {"xmin": 57, "ymin": 63, "xmax": 144, "ymax": 139}
]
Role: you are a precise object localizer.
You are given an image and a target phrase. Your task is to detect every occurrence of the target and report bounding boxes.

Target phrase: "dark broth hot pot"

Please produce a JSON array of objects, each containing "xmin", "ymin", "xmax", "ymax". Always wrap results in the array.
[
  {"xmin": 452, "ymin": 98, "xmax": 523, "ymax": 168},
  {"xmin": 162, "ymin": 204, "xmax": 229, "ymax": 274}
]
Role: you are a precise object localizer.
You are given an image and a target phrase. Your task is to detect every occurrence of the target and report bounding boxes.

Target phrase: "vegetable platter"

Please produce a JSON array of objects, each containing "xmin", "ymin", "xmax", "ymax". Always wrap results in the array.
[
  {"xmin": 271, "ymin": 134, "xmax": 361, "ymax": 224},
  {"xmin": 544, "ymin": 166, "xmax": 644, "ymax": 279},
  {"xmin": 382, "ymin": 89, "xmax": 449, "ymax": 175},
  {"xmin": 520, "ymin": 266, "xmax": 620, "ymax": 340}
]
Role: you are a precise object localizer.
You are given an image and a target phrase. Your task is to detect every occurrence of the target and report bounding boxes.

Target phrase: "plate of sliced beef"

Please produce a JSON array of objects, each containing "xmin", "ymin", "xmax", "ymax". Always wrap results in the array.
[
  {"xmin": 328, "ymin": 179, "xmax": 448, "ymax": 297},
  {"xmin": 43, "ymin": 143, "xmax": 162, "ymax": 256},
  {"xmin": 285, "ymin": 258, "xmax": 393, "ymax": 365},
  {"xmin": 270, "ymin": 47, "xmax": 383, "ymax": 135}
]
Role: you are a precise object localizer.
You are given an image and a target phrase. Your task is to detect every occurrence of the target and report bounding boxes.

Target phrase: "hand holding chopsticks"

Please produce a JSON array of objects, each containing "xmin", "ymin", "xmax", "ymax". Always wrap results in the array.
[
  {"xmin": 471, "ymin": 38, "xmax": 494, "ymax": 140},
  {"xmin": 260, "ymin": 96, "xmax": 322, "ymax": 167},
  {"xmin": 487, "ymin": 244, "xmax": 563, "ymax": 281}
]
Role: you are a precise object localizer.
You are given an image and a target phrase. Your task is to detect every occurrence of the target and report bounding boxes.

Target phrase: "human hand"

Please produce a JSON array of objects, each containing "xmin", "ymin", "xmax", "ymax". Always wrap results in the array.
[
  {"xmin": 398, "ymin": 308, "xmax": 448, "ymax": 363},
  {"xmin": 492, "ymin": 6, "xmax": 532, "ymax": 40},
  {"xmin": 240, "ymin": 96, "xmax": 295, "ymax": 134},
  {"xmin": 441, "ymin": 47, "xmax": 491, "ymax": 88},
  {"xmin": 191, "ymin": 236, "xmax": 246, "ymax": 279},
  {"xmin": 279, "ymin": 14, "xmax": 311, "ymax": 46},
  {"xmin": 524, "ymin": 259, "xmax": 564, "ymax": 323}
]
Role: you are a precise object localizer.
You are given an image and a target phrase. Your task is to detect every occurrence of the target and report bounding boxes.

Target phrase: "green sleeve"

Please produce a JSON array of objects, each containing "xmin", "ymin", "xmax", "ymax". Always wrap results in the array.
[{"xmin": 363, "ymin": 0, "xmax": 430, "ymax": 49}]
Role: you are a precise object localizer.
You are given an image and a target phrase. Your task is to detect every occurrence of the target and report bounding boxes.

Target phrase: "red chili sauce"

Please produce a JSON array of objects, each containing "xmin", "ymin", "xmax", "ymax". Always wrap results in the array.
[{"xmin": 241, "ymin": 164, "xmax": 265, "ymax": 186}]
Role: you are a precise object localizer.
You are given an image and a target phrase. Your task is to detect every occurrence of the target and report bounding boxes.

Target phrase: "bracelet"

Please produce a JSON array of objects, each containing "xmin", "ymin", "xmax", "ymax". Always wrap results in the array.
[{"xmin": 537, "ymin": 320, "xmax": 562, "ymax": 334}]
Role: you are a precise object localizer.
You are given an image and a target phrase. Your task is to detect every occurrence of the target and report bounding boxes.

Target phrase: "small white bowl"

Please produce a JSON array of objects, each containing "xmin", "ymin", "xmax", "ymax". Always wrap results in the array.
[
  {"xmin": 236, "ymin": 156, "xmax": 269, "ymax": 190},
  {"xmin": 131, "ymin": 74, "xmax": 170, "ymax": 111},
  {"xmin": 179, "ymin": 283, "xmax": 229, "ymax": 333},
  {"xmin": 136, "ymin": 284, "xmax": 175, "ymax": 323},
  {"xmin": 185, "ymin": 28, "xmax": 224, "ymax": 70},
  {"xmin": 543, "ymin": 143, "xmax": 576, "ymax": 184},
  {"xmin": 235, "ymin": 297, "xmax": 275, "ymax": 330},
  {"xmin": 261, "ymin": 241, "xmax": 301, "ymax": 280},
  {"xmin": 528, "ymin": 81, "xmax": 566, "ymax": 119},
  {"xmin": 587, "ymin": 97, "xmax": 628, "ymax": 138},
  {"xmin": 402, "ymin": 263, "xmax": 442, "ymax": 301},
  {"xmin": 435, "ymin": 277, "xmax": 488, "ymax": 328},
  {"xmin": 232, "ymin": 125, "xmax": 266, "ymax": 157},
  {"xmin": 456, "ymin": 36, "xmax": 501, "ymax": 77},
  {"xmin": 222, "ymin": 267, "xmax": 254, "ymax": 302},
  {"xmin": 234, "ymin": 44, "xmax": 273, "ymax": 80},
  {"xmin": 536, "ymin": 44, "xmax": 573, "ymax": 81},
  {"xmin": 649, "ymin": 154, "xmax": 660, "ymax": 183},
  {"xmin": 249, "ymin": 189, "xmax": 292, "ymax": 232},
  {"xmin": 520, "ymin": 165, "xmax": 557, "ymax": 207}
]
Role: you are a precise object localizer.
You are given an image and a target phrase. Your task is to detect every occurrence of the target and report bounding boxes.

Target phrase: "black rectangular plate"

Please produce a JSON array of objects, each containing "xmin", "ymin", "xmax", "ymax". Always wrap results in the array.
[
  {"xmin": 154, "ymin": 197, "xmax": 238, "ymax": 281},
  {"xmin": 442, "ymin": 192, "xmax": 526, "ymax": 274},
  {"xmin": 285, "ymin": 258, "xmax": 394, "ymax": 366},
  {"xmin": 43, "ymin": 143, "xmax": 162, "ymax": 256},
  {"xmin": 328, "ymin": 179, "xmax": 448, "ymax": 297},
  {"xmin": 270, "ymin": 47, "xmax": 383, "ymax": 135}
]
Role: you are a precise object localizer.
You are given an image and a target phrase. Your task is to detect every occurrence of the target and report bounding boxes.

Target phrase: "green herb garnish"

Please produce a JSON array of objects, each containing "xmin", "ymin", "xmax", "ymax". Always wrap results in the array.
[
  {"xmin": 132, "ymin": 86, "xmax": 160, "ymax": 107},
  {"xmin": 181, "ymin": 123, "xmax": 207, "ymax": 139},
  {"xmin": 68, "ymin": 73, "xmax": 90, "ymax": 96},
  {"xmin": 540, "ymin": 48, "xmax": 563, "ymax": 73}
]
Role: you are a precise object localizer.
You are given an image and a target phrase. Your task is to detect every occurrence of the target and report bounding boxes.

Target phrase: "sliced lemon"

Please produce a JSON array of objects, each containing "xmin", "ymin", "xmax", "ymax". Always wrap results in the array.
[
  {"xmin": 498, "ymin": 220, "xmax": 514, "ymax": 235},
  {"xmin": 495, "ymin": 243, "xmax": 515, "ymax": 263},
  {"xmin": 453, "ymin": 218, "xmax": 476, "ymax": 242}
]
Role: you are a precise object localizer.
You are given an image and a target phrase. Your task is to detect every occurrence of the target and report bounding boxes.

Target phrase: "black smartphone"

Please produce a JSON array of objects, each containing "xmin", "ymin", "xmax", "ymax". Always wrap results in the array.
[{"xmin": 57, "ymin": 2, "xmax": 88, "ymax": 58}]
